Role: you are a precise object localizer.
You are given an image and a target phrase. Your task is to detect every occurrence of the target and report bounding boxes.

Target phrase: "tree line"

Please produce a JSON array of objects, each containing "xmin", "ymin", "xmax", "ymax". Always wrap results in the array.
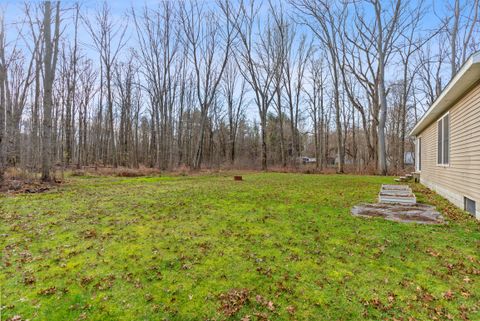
[{"xmin": 0, "ymin": 0, "xmax": 478, "ymax": 181}]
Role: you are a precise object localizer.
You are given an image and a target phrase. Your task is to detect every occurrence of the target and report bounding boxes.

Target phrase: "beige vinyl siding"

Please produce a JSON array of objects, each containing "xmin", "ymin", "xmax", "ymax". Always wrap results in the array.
[{"xmin": 419, "ymin": 82, "xmax": 480, "ymax": 218}]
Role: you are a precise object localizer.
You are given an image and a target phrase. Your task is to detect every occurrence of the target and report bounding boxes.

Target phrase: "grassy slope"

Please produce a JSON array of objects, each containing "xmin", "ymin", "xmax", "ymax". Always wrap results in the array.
[{"xmin": 1, "ymin": 173, "xmax": 479, "ymax": 321}]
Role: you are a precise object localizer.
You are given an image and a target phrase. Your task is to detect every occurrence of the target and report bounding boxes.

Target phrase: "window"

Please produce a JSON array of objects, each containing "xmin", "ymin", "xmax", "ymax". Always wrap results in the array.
[
  {"xmin": 416, "ymin": 137, "xmax": 422, "ymax": 172},
  {"xmin": 437, "ymin": 113, "xmax": 450, "ymax": 165},
  {"xmin": 464, "ymin": 197, "xmax": 476, "ymax": 216},
  {"xmin": 443, "ymin": 114, "xmax": 449, "ymax": 164}
]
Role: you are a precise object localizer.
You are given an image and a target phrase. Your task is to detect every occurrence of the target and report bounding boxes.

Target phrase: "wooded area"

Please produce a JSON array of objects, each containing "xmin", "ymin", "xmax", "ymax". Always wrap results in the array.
[{"xmin": 0, "ymin": 0, "xmax": 478, "ymax": 181}]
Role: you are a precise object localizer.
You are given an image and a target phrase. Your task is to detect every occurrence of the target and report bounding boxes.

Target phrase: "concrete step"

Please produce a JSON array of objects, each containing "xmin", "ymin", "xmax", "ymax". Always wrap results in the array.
[
  {"xmin": 379, "ymin": 193, "xmax": 417, "ymax": 204},
  {"xmin": 381, "ymin": 190, "xmax": 413, "ymax": 197},
  {"xmin": 382, "ymin": 184, "xmax": 411, "ymax": 191},
  {"xmin": 395, "ymin": 176, "xmax": 412, "ymax": 182},
  {"xmin": 379, "ymin": 184, "xmax": 416, "ymax": 204}
]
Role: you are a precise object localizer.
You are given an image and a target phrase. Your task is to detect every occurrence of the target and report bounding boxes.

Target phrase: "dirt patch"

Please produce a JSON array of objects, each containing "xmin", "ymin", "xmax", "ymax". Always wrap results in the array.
[{"xmin": 0, "ymin": 179, "xmax": 59, "ymax": 194}]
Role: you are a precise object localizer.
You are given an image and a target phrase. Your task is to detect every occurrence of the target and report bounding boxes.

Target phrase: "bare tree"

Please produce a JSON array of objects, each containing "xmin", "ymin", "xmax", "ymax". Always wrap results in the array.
[
  {"xmin": 181, "ymin": 0, "xmax": 235, "ymax": 170},
  {"xmin": 41, "ymin": 1, "xmax": 61, "ymax": 182},
  {"xmin": 447, "ymin": 0, "xmax": 479, "ymax": 77},
  {"xmin": 370, "ymin": 0, "xmax": 406, "ymax": 175},
  {"xmin": 270, "ymin": 2, "xmax": 288, "ymax": 167},
  {"xmin": 24, "ymin": 2, "xmax": 44, "ymax": 171},
  {"xmin": 396, "ymin": 3, "xmax": 428, "ymax": 169},
  {"xmin": 341, "ymin": 25, "xmax": 378, "ymax": 168},
  {"xmin": 0, "ymin": 0, "xmax": 478, "ymax": 177},
  {"xmin": 223, "ymin": 61, "xmax": 247, "ymax": 165},
  {"xmin": 1, "ymin": 4, "xmax": 41, "ymax": 169},
  {"xmin": 305, "ymin": 55, "xmax": 326, "ymax": 170},
  {"xmin": 0, "ymin": 13, "xmax": 6, "ymax": 182},
  {"xmin": 77, "ymin": 58, "xmax": 97, "ymax": 168},
  {"xmin": 5, "ymin": 50, "xmax": 36, "ymax": 167},
  {"xmin": 292, "ymin": 0, "xmax": 346, "ymax": 173},
  {"xmin": 283, "ymin": 32, "xmax": 313, "ymax": 163},
  {"xmin": 64, "ymin": 3, "xmax": 80, "ymax": 165},
  {"xmin": 231, "ymin": 0, "xmax": 279, "ymax": 170},
  {"xmin": 83, "ymin": 2, "xmax": 127, "ymax": 168},
  {"xmin": 417, "ymin": 40, "xmax": 446, "ymax": 109},
  {"xmin": 132, "ymin": 1, "xmax": 180, "ymax": 169}
]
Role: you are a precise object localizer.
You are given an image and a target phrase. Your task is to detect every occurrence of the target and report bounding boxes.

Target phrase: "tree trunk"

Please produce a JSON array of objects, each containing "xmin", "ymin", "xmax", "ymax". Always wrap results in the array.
[
  {"xmin": 261, "ymin": 111, "xmax": 268, "ymax": 170},
  {"xmin": 451, "ymin": 0, "xmax": 459, "ymax": 78},
  {"xmin": 0, "ymin": 19, "xmax": 5, "ymax": 183},
  {"xmin": 276, "ymin": 88, "xmax": 286, "ymax": 167},
  {"xmin": 41, "ymin": 1, "xmax": 58, "ymax": 182},
  {"xmin": 333, "ymin": 65, "xmax": 344, "ymax": 173}
]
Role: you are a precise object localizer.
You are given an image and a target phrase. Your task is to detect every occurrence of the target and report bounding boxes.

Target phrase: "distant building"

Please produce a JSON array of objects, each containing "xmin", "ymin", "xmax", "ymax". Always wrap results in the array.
[{"xmin": 299, "ymin": 157, "xmax": 316, "ymax": 164}]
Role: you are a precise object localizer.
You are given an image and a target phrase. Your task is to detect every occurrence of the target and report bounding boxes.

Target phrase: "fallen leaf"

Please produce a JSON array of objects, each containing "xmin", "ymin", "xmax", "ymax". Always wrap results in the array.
[
  {"xmin": 286, "ymin": 305, "xmax": 296, "ymax": 315},
  {"xmin": 218, "ymin": 288, "xmax": 249, "ymax": 317},
  {"xmin": 443, "ymin": 290, "xmax": 454, "ymax": 301},
  {"xmin": 461, "ymin": 291, "xmax": 470, "ymax": 298},
  {"xmin": 38, "ymin": 286, "xmax": 57, "ymax": 296},
  {"xmin": 267, "ymin": 301, "xmax": 275, "ymax": 311}
]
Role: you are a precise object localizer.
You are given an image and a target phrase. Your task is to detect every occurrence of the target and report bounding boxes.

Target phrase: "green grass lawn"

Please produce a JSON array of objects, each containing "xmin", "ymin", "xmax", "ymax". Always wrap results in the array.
[{"xmin": 1, "ymin": 173, "xmax": 479, "ymax": 321}]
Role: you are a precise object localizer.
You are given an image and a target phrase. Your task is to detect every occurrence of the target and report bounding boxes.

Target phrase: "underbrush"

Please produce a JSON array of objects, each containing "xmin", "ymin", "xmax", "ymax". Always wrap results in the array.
[{"xmin": 0, "ymin": 167, "xmax": 60, "ymax": 193}]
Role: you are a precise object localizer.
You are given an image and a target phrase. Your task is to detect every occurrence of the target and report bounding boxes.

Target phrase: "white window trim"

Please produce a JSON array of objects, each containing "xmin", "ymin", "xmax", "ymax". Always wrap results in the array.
[
  {"xmin": 416, "ymin": 136, "xmax": 422, "ymax": 173},
  {"xmin": 464, "ymin": 193, "xmax": 476, "ymax": 203},
  {"xmin": 437, "ymin": 112, "xmax": 450, "ymax": 167},
  {"xmin": 464, "ymin": 195, "xmax": 477, "ymax": 216}
]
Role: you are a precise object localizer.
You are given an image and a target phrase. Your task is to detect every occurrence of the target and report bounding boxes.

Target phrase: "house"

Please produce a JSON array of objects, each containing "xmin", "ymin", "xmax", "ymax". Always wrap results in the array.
[{"xmin": 410, "ymin": 52, "xmax": 480, "ymax": 219}]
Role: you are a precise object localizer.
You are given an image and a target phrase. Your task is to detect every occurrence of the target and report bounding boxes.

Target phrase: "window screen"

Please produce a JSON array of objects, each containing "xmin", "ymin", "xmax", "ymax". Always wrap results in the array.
[
  {"xmin": 437, "ymin": 120, "xmax": 443, "ymax": 164},
  {"xmin": 416, "ymin": 137, "xmax": 422, "ymax": 171},
  {"xmin": 419, "ymin": 138, "xmax": 422, "ymax": 171},
  {"xmin": 437, "ymin": 114, "xmax": 450, "ymax": 165},
  {"xmin": 464, "ymin": 197, "xmax": 476, "ymax": 216},
  {"xmin": 443, "ymin": 114, "xmax": 449, "ymax": 164}
]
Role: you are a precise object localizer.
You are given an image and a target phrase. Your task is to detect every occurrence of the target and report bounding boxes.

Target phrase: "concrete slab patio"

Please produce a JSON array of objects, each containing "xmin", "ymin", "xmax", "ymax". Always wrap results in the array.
[
  {"xmin": 352, "ymin": 184, "xmax": 445, "ymax": 224},
  {"xmin": 351, "ymin": 202, "xmax": 445, "ymax": 224}
]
